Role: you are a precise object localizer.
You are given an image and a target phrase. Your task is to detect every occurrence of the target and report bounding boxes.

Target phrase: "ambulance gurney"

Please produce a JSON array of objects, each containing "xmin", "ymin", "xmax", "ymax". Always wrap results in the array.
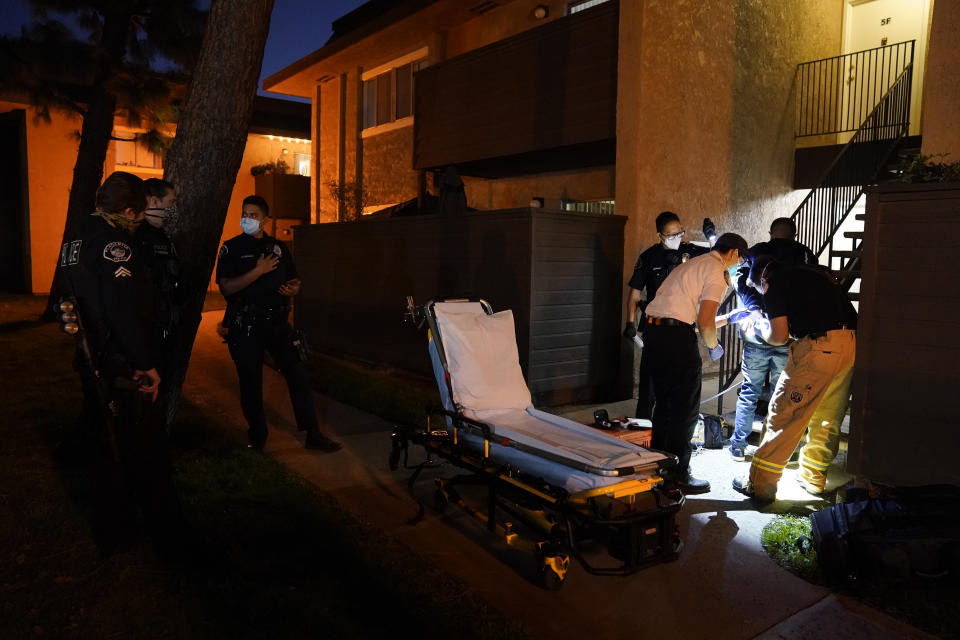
[{"xmin": 389, "ymin": 297, "xmax": 684, "ymax": 589}]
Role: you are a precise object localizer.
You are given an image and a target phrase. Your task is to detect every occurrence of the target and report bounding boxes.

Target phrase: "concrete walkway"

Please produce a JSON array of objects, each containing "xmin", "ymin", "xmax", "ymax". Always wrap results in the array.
[{"xmin": 184, "ymin": 310, "xmax": 933, "ymax": 640}]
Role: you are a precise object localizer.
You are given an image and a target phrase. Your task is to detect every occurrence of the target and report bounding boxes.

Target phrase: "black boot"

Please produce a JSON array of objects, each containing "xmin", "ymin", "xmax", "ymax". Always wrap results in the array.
[{"xmin": 305, "ymin": 429, "xmax": 342, "ymax": 453}]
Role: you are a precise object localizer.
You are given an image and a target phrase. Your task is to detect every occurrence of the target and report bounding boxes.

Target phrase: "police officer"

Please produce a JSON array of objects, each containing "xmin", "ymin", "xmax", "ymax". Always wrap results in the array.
[
  {"xmin": 728, "ymin": 217, "xmax": 818, "ymax": 461},
  {"xmin": 137, "ymin": 178, "xmax": 183, "ymax": 427},
  {"xmin": 216, "ymin": 195, "xmax": 341, "ymax": 453},
  {"xmin": 62, "ymin": 171, "xmax": 179, "ymax": 554},
  {"xmin": 624, "ymin": 211, "xmax": 710, "ymax": 419},
  {"xmin": 643, "ymin": 232, "xmax": 749, "ymax": 494},
  {"xmin": 732, "ymin": 255, "xmax": 857, "ymax": 503}
]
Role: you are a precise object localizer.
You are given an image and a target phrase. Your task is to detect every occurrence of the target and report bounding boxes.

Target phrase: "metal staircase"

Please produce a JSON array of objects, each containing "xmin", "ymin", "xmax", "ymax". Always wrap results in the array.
[{"xmin": 714, "ymin": 41, "xmax": 915, "ymax": 414}]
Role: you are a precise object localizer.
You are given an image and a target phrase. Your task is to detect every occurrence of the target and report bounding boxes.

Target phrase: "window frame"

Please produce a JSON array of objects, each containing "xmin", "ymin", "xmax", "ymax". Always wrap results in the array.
[
  {"xmin": 567, "ymin": 0, "xmax": 611, "ymax": 15},
  {"xmin": 361, "ymin": 47, "xmax": 428, "ymax": 135}
]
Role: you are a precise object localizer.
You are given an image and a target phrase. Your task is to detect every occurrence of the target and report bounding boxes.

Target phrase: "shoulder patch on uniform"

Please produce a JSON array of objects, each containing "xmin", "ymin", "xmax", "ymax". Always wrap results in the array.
[
  {"xmin": 103, "ymin": 241, "xmax": 132, "ymax": 263},
  {"xmin": 60, "ymin": 240, "xmax": 82, "ymax": 266},
  {"xmin": 790, "ymin": 390, "xmax": 803, "ymax": 403},
  {"xmin": 114, "ymin": 266, "xmax": 132, "ymax": 278},
  {"xmin": 219, "ymin": 244, "xmax": 228, "ymax": 257},
  {"xmin": 272, "ymin": 243, "xmax": 282, "ymax": 257}
]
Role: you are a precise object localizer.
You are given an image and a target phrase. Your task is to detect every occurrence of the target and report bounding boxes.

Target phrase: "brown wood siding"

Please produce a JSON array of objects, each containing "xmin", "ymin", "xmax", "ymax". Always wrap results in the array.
[
  {"xmin": 528, "ymin": 212, "xmax": 624, "ymax": 403},
  {"xmin": 848, "ymin": 183, "xmax": 960, "ymax": 487},
  {"xmin": 292, "ymin": 209, "xmax": 625, "ymax": 405},
  {"xmin": 293, "ymin": 211, "xmax": 533, "ymax": 377},
  {"xmin": 413, "ymin": 1, "xmax": 618, "ymax": 171}
]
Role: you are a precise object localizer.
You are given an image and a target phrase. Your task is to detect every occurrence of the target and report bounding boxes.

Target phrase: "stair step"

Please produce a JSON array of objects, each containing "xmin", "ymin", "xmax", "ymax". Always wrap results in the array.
[
  {"xmin": 844, "ymin": 231, "xmax": 864, "ymax": 239},
  {"xmin": 855, "ymin": 213, "xmax": 865, "ymax": 221},
  {"xmin": 848, "ymin": 291, "xmax": 860, "ymax": 302},
  {"xmin": 898, "ymin": 147, "xmax": 922, "ymax": 158},
  {"xmin": 832, "ymin": 250, "xmax": 860, "ymax": 258}
]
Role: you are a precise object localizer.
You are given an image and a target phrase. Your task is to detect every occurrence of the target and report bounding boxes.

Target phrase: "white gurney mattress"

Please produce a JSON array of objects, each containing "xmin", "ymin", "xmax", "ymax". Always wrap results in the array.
[
  {"xmin": 431, "ymin": 302, "xmax": 667, "ymax": 494},
  {"xmin": 458, "ymin": 407, "xmax": 665, "ymax": 494}
]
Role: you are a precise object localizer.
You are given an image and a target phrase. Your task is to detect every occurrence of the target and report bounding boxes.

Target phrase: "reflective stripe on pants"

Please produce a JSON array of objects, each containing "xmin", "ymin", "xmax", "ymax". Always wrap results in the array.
[{"xmin": 748, "ymin": 330, "xmax": 855, "ymax": 501}]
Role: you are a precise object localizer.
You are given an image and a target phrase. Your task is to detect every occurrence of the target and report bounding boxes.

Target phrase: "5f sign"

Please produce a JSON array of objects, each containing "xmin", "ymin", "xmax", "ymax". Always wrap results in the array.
[{"xmin": 881, "ymin": 17, "xmax": 892, "ymax": 25}]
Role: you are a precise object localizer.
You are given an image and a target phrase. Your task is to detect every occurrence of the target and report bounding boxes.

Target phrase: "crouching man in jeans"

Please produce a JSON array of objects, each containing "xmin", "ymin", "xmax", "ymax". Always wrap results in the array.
[{"xmin": 732, "ymin": 255, "xmax": 857, "ymax": 503}]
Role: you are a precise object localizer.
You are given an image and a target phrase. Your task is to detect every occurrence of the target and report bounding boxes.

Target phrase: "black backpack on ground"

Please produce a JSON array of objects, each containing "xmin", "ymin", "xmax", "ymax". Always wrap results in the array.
[{"xmin": 810, "ymin": 485, "xmax": 960, "ymax": 587}]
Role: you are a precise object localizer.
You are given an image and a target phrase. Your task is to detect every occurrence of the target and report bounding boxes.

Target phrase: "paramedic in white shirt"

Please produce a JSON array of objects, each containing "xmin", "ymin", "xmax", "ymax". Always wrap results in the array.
[{"xmin": 642, "ymin": 232, "xmax": 749, "ymax": 494}]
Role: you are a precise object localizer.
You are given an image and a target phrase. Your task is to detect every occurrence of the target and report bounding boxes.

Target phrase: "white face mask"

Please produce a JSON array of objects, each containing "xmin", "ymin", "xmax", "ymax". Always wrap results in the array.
[
  {"xmin": 240, "ymin": 217, "xmax": 261, "ymax": 235},
  {"xmin": 663, "ymin": 236, "xmax": 682, "ymax": 251}
]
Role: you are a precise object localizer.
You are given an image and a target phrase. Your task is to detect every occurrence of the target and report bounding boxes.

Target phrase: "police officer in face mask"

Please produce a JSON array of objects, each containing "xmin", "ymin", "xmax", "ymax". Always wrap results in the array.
[
  {"xmin": 137, "ymin": 179, "xmax": 183, "ymax": 427},
  {"xmin": 63, "ymin": 171, "xmax": 180, "ymax": 555},
  {"xmin": 624, "ymin": 211, "xmax": 711, "ymax": 420},
  {"xmin": 216, "ymin": 195, "xmax": 341, "ymax": 453}
]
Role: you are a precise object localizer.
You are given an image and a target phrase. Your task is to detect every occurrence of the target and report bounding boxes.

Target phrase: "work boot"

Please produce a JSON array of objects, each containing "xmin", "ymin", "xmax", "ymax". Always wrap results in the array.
[
  {"xmin": 729, "ymin": 445, "xmax": 746, "ymax": 462},
  {"xmin": 676, "ymin": 474, "xmax": 711, "ymax": 494},
  {"xmin": 732, "ymin": 476, "xmax": 774, "ymax": 505},
  {"xmin": 795, "ymin": 474, "xmax": 825, "ymax": 496},
  {"xmin": 305, "ymin": 429, "xmax": 342, "ymax": 453}
]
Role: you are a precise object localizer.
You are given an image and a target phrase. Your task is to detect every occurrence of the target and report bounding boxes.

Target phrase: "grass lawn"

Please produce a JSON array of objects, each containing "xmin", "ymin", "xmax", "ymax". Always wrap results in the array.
[
  {"xmin": 762, "ymin": 514, "xmax": 960, "ymax": 639},
  {"xmin": 0, "ymin": 294, "xmax": 528, "ymax": 640}
]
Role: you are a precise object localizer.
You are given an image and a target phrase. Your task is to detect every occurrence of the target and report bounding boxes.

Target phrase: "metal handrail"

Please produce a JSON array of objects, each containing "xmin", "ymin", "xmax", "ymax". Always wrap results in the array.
[
  {"xmin": 715, "ymin": 62, "xmax": 913, "ymax": 414},
  {"xmin": 796, "ymin": 40, "xmax": 914, "ymax": 137},
  {"xmin": 793, "ymin": 63, "xmax": 912, "ymax": 259}
]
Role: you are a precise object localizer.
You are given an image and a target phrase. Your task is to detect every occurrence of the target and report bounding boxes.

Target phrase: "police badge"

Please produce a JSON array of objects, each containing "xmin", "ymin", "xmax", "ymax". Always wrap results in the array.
[{"xmin": 103, "ymin": 241, "xmax": 132, "ymax": 263}]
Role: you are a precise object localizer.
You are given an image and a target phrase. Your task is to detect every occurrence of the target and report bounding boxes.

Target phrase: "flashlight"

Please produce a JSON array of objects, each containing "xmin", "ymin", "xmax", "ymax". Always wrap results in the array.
[{"xmin": 703, "ymin": 218, "xmax": 717, "ymax": 245}]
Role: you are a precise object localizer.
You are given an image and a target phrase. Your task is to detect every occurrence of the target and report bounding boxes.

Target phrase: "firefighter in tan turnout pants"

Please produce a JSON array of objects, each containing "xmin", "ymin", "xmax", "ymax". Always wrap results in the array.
[{"xmin": 732, "ymin": 255, "xmax": 857, "ymax": 503}]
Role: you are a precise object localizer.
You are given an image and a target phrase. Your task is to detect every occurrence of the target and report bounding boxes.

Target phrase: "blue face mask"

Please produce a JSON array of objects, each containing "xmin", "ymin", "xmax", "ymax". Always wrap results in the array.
[
  {"xmin": 727, "ymin": 265, "xmax": 740, "ymax": 281},
  {"xmin": 240, "ymin": 217, "xmax": 261, "ymax": 235}
]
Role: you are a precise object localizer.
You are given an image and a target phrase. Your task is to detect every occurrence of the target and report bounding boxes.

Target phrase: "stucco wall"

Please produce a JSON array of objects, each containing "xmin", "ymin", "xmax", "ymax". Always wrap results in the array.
[
  {"xmin": 445, "ymin": 0, "xmax": 568, "ymax": 59},
  {"xmin": 616, "ymin": 0, "xmax": 843, "ymax": 314},
  {"xmin": 0, "ymin": 101, "xmax": 82, "ymax": 294},
  {"xmin": 362, "ymin": 125, "xmax": 418, "ymax": 206},
  {"xmin": 920, "ymin": 0, "xmax": 960, "ymax": 159},
  {"xmin": 317, "ymin": 77, "xmax": 342, "ymax": 222},
  {"xmin": 462, "ymin": 166, "xmax": 615, "ymax": 211}
]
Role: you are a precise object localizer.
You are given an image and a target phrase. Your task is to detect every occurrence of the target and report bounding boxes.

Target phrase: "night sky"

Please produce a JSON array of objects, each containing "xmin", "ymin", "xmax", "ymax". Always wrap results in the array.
[{"xmin": 0, "ymin": 0, "xmax": 369, "ymax": 102}]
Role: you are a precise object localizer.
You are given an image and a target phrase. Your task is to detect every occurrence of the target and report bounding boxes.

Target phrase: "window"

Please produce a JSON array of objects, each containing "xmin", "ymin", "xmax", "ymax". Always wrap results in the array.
[
  {"xmin": 114, "ymin": 134, "xmax": 162, "ymax": 170},
  {"xmin": 562, "ymin": 199, "xmax": 615, "ymax": 215},
  {"xmin": 362, "ymin": 56, "xmax": 427, "ymax": 130},
  {"xmin": 294, "ymin": 152, "xmax": 311, "ymax": 177},
  {"xmin": 567, "ymin": 0, "xmax": 611, "ymax": 14}
]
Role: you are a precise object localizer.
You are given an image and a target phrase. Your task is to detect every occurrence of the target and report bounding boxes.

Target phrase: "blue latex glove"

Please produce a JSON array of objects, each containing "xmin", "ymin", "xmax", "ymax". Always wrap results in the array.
[
  {"xmin": 708, "ymin": 343, "xmax": 725, "ymax": 361},
  {"xmin": 727, "ymin": 308, "xmax": 752, "ymax": 324}
]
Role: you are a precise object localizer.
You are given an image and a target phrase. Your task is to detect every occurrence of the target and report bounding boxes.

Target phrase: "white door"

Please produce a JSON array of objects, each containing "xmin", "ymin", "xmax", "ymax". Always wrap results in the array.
[{"xmin": 842, "ymin": 0, "xmax": 930, "ymax": 138}]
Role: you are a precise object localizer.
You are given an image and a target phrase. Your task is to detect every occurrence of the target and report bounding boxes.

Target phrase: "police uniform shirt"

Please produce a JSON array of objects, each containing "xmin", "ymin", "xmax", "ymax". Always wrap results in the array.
[
  {"xmin": 762, "ymin": 265, "xmax": 858, "ymax": 339},
  {"xmin": 136, "ymin": 223, "xmax": 182, "ymax": 327},
  {"xmin": 216, "ymin": 232, "xmax": 297, "ymax": 308},
  {"xmin": 628, "ymin": 242, "xmax": 710, "ymax": 300},
  {"xmin": 645, "ymin": 251, "xmax": 729, "ymax": 325},
  {"xmin": 61, "ymin": 215, "xmax": 159, "ymax": 371}
]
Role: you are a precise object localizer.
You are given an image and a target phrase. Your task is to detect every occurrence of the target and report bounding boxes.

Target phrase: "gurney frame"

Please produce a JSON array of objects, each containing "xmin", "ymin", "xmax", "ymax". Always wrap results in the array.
[{"xmin": 390, "ymin": 298, "xmax": 685, "ymax": 589}]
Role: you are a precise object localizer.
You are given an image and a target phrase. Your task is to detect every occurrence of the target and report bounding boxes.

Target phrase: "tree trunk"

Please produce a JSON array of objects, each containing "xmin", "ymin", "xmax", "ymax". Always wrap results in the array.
[
  {"xmin": 161, "ymin": 0, "xmax": 275, "ymax": 422},
  {"xmin": 42, "ymin": 9, "xmax": 131, "ymax": 319}
]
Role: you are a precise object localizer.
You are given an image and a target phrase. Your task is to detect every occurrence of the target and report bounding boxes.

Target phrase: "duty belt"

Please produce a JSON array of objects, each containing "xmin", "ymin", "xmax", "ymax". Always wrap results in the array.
[
  {"xmin": 645, "ymin": 316, "xmax": 693, "ymax": 328},
  {"xmin": 804, "ymin": 325, "xmax": 853, "ymax": 341},
  {"xmin": 239, "ymin": 303, "xmax": 290, "ymax": 321}
]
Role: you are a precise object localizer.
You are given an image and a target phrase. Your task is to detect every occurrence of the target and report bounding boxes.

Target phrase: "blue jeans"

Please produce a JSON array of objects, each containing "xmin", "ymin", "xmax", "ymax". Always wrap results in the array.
[{"xmin": 731, "ymin": 341, "xmax": 789, "ymax": 448}]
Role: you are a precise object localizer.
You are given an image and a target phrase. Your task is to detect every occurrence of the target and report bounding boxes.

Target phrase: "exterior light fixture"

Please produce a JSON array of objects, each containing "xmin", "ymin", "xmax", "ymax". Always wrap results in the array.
[{"xmin": 533, "ymin": 4, "xmax": 548, "ymax": 19}]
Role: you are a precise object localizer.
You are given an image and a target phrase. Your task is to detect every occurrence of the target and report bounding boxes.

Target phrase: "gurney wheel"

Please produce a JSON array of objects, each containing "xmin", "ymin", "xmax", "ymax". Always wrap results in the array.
[
  {"xmin": 542, "ymin": 556, "xmax": 570, "ymax": 591},
  {"xmin": 538, "ymin": 544, "xmax": 569, "ymax": 591}
]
